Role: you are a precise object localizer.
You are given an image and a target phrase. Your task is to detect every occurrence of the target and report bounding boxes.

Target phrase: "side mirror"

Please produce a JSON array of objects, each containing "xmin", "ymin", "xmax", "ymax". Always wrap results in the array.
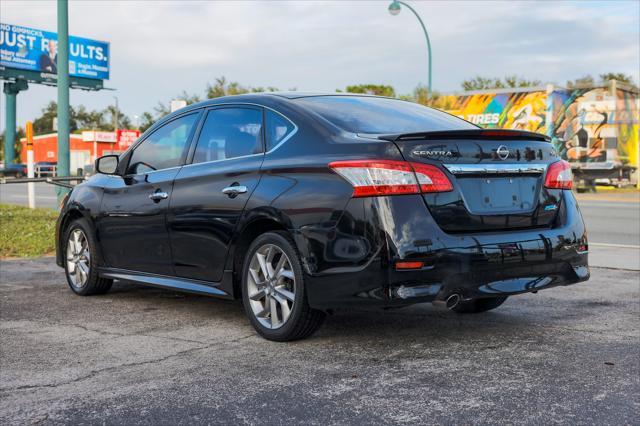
[{"xmin": 95, "ymin": 155, "xmax": 119, "ymax": 175}]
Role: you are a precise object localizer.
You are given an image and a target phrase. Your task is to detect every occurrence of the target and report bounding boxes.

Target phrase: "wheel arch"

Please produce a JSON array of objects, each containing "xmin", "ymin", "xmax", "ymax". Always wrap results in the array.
[
  {"xmin": 56, "ymin": 206, "xmax": 97, "ymax": 266},
  {"xmin": 229, "ymin": 215, "xmax": 291, "ymax": 298}
]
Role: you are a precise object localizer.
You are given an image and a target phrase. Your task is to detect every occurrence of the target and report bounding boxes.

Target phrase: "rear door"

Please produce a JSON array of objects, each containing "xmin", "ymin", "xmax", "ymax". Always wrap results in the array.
[
  {"xmin": 390, "ymin": 130, "xmax": 563, "ymax": 233},
  {"xmin": 98, "ymin": 111, "xmax": 201, "ymax": 275},
  {"xmin": 167, "ymin": 106, "xmax": 265, "ymax": 282}
]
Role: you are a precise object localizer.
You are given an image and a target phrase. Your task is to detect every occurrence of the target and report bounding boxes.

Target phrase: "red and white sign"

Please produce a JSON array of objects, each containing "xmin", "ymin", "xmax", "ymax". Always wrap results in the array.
[
  {"xmin": 81, "ymin": 129, "xmax": 140, "ymax": 150},
  {"xmin": 117, "ymin": 129, "xmax": 140, "ymax": 149},
  {"xmin": 82, "ymin": 131, "xmax": 118, "ymax": 143}
]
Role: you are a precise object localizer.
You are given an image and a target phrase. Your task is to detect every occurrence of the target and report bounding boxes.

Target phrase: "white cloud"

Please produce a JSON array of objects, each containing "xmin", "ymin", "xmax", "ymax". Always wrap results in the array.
[{"xmin": 1, "ymin": 0, "xmax": 638, "ymax": 129}]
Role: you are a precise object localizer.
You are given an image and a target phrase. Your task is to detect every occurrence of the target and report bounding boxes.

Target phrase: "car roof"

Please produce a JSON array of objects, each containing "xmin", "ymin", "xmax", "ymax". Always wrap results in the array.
[
  {"xmin": 148, "ymin": 92, "xmax": 400, "ymax": 136},
  {"xmin": 164, "ymin": 92, "xmax": 393, "ymax": 117},
  {"xmin": 183, "ymin": 92, "xmax": 392, "ymax": 106},
  {"xmin": 265, "ymin": 92, "xmax": 389, "ymax": 100}
]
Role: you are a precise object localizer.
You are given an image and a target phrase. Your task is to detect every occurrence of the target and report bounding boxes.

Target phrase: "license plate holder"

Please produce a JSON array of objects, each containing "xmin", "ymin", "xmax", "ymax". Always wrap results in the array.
[{"xmin": 457, "ymin": 176, "xmax": 539, "ymax": 214}]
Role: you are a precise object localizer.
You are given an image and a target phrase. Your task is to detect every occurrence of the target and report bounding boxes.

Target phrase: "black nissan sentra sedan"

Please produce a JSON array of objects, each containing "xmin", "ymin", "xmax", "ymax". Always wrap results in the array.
[{"xmin": 56, "ymin": 93, "xmax": 589, "ymax": 341}]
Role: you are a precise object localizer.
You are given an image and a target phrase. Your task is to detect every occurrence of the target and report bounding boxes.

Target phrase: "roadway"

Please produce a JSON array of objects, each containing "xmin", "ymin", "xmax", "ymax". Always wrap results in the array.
[
  {"xmin": 1, "ymin": 182, "xmax": 638, "ymax": 248},
  {"xmin": 1, "ymin": 257, "xmax": 638, "ymax": 424},
  {"xmin": 1, "ymin": 184, "xmax": 638, "ymax": 424},
  {"xmin": 0, "ymin": 182, "xmax": 60, "ymax": 209}
]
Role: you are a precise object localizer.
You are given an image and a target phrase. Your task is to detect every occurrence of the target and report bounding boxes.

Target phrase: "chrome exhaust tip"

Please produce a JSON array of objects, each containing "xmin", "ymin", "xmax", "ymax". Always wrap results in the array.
[{"xmin": 445, "ymin": 293, "xmax": 461, "ymax": 310}]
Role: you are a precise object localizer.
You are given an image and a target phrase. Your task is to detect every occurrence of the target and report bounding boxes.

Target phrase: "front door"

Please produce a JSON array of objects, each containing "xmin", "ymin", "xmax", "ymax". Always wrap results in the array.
[
  {"xmin": 98, "ymin": 111, "xmax": 201, "ymax": 275},
  {"xmin": 168, "ymin": 106, "xmax": 265, "ymax": 282}
]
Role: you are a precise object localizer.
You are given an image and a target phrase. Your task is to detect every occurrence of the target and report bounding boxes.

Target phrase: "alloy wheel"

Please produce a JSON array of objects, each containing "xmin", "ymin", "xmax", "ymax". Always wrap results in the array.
[
  {"xmin": 247, "ymin": 244, "xmax": 296, "ymax": 329},
  {"xmin": 66, "ymin": 229, "xmax": 91, "ymax": 288}
]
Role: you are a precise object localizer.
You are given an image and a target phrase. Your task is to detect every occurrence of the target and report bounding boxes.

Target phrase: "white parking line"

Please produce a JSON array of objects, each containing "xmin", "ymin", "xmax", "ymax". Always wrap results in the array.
[
  {"xmin": 578, "ymin": 202, "xmax": 640, "ymax": 208},
  {"xmin": 590, "ymin": 242, "xmax": 640, "ymax": 249}
]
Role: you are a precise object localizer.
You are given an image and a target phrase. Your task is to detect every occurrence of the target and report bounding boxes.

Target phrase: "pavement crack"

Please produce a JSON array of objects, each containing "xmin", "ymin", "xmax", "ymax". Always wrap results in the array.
[
  {"xmin": 26, "ymin": 319, "xmax": 209, "ymax": 345},
  {"xmin": 0, "ymin": 344, "xmax": 212, "ymax": 393},
  {"xmin": 590, "ymin": 266, "xmax": 640, "ymax": 272},
  {"xmin": 0, "ymin": 330, "xmax": 257, "ymax": 394}
]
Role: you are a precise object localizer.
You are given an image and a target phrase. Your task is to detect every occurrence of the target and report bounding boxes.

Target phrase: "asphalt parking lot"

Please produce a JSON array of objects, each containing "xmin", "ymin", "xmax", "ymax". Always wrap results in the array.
[{"xmin": 1, "ymin": 248, "xmax": 639, "ymax": 424}]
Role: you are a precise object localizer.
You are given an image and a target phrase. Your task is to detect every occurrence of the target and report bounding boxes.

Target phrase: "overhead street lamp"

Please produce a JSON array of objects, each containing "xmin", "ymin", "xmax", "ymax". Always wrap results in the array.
[{"xmin": 388, "ymin": 1, "xmax": 433, "ymax": 94}]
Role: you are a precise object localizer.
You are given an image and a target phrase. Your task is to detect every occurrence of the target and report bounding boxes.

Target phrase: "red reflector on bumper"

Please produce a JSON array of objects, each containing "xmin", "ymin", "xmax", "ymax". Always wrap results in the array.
[{"xmin": 395, "ymin": 261, "xmax": 424, "ymax": 270}]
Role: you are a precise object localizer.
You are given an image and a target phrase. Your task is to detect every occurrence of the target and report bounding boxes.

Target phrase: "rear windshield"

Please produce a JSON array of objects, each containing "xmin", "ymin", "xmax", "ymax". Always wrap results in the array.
[{"xmin": 294, "ymin": 96, "xmax": 477, "ymax": 134}]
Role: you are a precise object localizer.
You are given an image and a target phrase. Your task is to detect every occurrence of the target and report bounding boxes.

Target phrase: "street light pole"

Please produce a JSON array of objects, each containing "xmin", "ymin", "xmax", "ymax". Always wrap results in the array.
[
  {"xmin": 56, "ymin": 0, "xmax": 71, "ymax": 203},
  {"xmin": 388, "ymin": 1, "xmax": 432, "ymax": 94}
]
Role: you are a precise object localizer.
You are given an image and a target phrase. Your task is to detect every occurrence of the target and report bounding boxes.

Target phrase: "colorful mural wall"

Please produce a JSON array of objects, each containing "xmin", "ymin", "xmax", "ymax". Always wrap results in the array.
[
  {"xmin": 439, "ymin": 84, "xmax": 639, "ymax": 170},
  {"xmin": 441, "ymin": 90, "xmax": 548, "ymax": 132},
  {"xmin": 549, "ymin": 87, "xmax": 638, "ymax": 168}
]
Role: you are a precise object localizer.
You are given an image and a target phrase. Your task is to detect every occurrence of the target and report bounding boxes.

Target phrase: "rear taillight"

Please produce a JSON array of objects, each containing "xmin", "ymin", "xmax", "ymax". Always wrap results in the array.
[
  {"xmin": 329, "ymin": 160, "xmax": 452, "ymax": 197},
  {"xmin": 411, "ymin": 163, "xmax": 454, "ymax": 193},
  {"xmin": 544, "ymin": 160, "xmax": 573, "ymax": 190},
  {"xmin": 329, "ymin": 160, "xmax": 419, "ymax": 197}
]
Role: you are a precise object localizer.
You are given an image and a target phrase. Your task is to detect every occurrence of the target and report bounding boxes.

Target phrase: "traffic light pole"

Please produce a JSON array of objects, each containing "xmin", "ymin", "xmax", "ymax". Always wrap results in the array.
[{"xmin": 56, "ymin": 0, "xmax": 71, "ymax": 203}]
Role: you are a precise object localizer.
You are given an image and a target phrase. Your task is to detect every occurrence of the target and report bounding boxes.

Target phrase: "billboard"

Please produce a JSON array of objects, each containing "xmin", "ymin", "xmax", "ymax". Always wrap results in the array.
[{"xmin": 0, "ymin": 23, "xmax": 109, "ymax": 80}]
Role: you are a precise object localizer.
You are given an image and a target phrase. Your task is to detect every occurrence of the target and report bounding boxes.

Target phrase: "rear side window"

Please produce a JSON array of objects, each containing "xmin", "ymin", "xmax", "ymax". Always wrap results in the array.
[
  {"xmin": 294, "ymin": 96, "xmax": 476, "ymax": 134},
  {"xmin": 265, "ymin": 110, "xmax": 296, "ymax": 151},
  {"xmin": 193, "ymin": 108, "xmax": 263, "ymax": 163},
  {"xmin": 127, "ymin": 113, "xmax": 199, "ymax": 174}
]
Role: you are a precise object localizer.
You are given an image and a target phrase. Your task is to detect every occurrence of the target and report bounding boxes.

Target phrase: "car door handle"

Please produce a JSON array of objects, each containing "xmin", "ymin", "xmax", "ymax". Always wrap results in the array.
[
  {"xmin": 222, "ymin": 185, "xmax": 248, "ymax": 197},
  {"xmin": 149, "ymin": 191, "xmax": 169, "ymax": 201}
]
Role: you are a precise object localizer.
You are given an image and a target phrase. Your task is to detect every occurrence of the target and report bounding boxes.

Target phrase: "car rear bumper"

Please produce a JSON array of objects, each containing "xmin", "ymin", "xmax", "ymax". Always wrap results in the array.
[{"xmin": 301, "ymin": 191, "xmax": 589, "ymax": 310}]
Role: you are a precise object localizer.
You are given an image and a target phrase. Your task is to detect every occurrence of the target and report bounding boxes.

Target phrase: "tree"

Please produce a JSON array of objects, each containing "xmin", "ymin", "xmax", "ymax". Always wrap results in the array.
[
  {"xmin": 75, "ymin": 105, "xmax": 106, "ymax": 130},
  {"xmin": 30, "ymin": 101, "xmax": 138, "ymax": 135},
  {"xmin": 503, "ymin": 75, "xmax": 542, "ymax": 88},
  {"xmin": 138, "ymin": 112, "xmax": 156, "ymax": 133},
  {"xmin": 206, "ymin": 76, "xmax": 279, "ymax": 98},
  {"xmin": 462, "ymin": 75, "xmax": 541, "ymax": 91},
  {"xmin": 207, "ymin": 77, "xmax": 249, "ymax": 98},
  {"xmin": 407, "ymin": 84, "xmax": 430, "ymax": 105},
  {"xmin": 138, "ymin": 90, "xmax": 201, "ymax": 132},
  {"xmin": 0, "ymin": 127, "xmax": 25, "ymax": 164},
  {"xmin": 102, "ymin": 105, "xmax": 133, "ymax": 131},
  {"xmin": 599, "ymin": 72, "xmax": 636, "ymax": 86},
  {"xmin": 344, "ymin": 84, "xmax": 396, "ymax": 97},
  {"xmin": 462, "ymin": 76, "xmax": 502, "ymax": 91},
  {"xmin": 32, "ymin": 101, "xmax": 80, "ymax": 134},
  {"xmin": 566, "ymin": 75, "xmax": 595, "ymax": 89}
]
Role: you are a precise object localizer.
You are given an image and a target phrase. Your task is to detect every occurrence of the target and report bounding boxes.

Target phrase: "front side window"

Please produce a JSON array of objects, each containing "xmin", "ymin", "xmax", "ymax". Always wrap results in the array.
[
  {"xmin": 265, "ymin": 110, "xmax": 296, "ymax": 151},
  {"xmin": 192, "ymin": 108, "xmax": 263, "ymax": 164},
  {"xmin": 127, "ymin": 113, "xmax": 199, "ymax": 174}
]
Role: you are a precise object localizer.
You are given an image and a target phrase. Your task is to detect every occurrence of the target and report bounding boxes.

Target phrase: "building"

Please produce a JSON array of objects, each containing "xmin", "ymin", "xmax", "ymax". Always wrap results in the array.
[{"xmin": 19, "ymin": 129, "xmax": 140, "ymax": 174}]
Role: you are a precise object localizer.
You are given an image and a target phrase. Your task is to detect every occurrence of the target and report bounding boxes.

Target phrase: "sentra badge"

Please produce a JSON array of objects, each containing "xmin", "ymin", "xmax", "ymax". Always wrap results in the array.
[{"xmin": 412, "ymin": 150, "xmax": 454, "ymax": 157}]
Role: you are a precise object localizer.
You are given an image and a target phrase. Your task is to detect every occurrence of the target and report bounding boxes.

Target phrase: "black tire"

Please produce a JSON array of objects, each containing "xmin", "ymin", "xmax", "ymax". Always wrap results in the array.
[
  {"xmin": 241, "ymin": 231, "xmax": 325, "ymax": 342},
  {"xmin": 452, "ymin": 296, "xmax": 508, "ymax": 314},
  {"xmin": 63, "ymin": 218, "xmax": 113, "ymax": 296}
]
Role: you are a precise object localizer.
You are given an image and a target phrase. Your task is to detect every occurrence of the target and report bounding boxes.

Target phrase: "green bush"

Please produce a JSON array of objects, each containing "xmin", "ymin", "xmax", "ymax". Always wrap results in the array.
[{"xmin": 0, "ymin": 204, "xmax": 58, "ymax": 258}]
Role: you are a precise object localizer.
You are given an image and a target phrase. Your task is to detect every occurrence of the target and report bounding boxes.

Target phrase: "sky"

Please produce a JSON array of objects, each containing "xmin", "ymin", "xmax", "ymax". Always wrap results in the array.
[{"xmin": 1, "ymin": 0, "xmax": 639, "ymax": 132}]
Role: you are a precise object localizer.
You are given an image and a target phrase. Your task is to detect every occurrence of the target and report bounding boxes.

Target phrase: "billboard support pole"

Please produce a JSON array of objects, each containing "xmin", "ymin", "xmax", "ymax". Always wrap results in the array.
[
  {"xmin": 56, "ymin": 0, "xmax": 71, "ymax": 204},
  {"xmin": 2, "ymin": 80, "xmax": 28, "ymax": 167},
  {"xmin": 3, "ymin": 86, "xmax": 17, "ymax": 167}
]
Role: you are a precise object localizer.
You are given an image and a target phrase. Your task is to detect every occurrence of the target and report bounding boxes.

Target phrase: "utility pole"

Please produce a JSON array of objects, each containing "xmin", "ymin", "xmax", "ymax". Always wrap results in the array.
[
  {"xmin": 113, "ymin": 96, "xmax": 119, "ymax": 133},
  {"xmin": 56, "ymin": 0, "xmax": 71, "ymax": 204}
]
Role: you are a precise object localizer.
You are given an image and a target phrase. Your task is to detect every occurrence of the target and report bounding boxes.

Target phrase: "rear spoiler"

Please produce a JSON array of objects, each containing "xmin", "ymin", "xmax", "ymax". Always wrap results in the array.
[{"xmin": 378, "ymin": 129, "xmax": 551, "ymax": 142}]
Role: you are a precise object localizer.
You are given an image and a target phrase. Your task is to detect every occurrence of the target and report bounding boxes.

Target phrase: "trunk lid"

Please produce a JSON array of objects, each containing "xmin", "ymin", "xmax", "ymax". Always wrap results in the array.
[{"xmin": 382, "ymin": 130, "xmax": 563, "ymax": 233}]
